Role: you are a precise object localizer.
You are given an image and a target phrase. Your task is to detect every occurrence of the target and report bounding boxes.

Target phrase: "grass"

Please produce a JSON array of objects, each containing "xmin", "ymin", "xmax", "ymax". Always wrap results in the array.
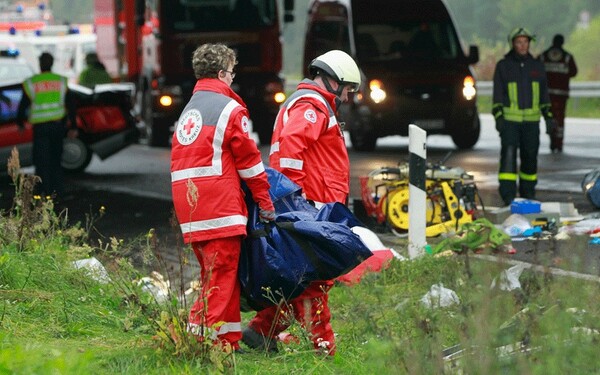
[{"xmin": 2, "ymin": 150, "xmax": 600, "ymax": 374}]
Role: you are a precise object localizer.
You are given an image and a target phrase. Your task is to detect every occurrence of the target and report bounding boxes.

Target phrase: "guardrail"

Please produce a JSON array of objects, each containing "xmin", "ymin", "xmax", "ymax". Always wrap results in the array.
[{"xmin": 476, "ymin": 81, "xmax": 600, "ymax": 98}]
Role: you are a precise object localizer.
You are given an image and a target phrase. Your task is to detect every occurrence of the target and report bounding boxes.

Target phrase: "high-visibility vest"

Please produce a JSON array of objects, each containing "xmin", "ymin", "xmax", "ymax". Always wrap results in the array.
[{"xmin": 23, "ymin": 72, "xmax": 68, "ymax": 124}]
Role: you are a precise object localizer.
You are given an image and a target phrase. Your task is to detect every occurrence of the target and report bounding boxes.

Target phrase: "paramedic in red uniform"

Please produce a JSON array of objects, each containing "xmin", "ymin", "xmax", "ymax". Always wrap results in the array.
[
  {"xmin": 538, "ymin": 34, "xmax": 578, "ymax": 153},
  {"xmin": 170, "ymin": 43, "xmax": 275, "ymax": 353},
  {"xmin": 242, "ymin": 50, "xmax": 361, "ymax": 356}
]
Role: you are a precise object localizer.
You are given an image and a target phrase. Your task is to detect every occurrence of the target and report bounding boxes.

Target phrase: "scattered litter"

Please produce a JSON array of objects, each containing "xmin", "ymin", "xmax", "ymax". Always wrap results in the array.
[
  {"xmin": 137, "ymin": 271, "xmax": 170, "ymax": 303},
  {"xmin": 511, "ymin": 198, "xmax": 541, "ymax": 214},
  {"xmin": 72, "ymin": 257, "xmax": 111, "ymax": 284},
  {"xmin": 491, "ymin": 264, "xmax": 528, "ymax": 291},
  {"xmin": 421, "ymin": 283, "xmax": 460, "ymax": 308},
  {"xmin": 522, "ymin": 227, "xmax": 542, "ymax": 237},
  {"xmin": 554, "ymin": 230, "xmax": 571, "ymax": 241},
  {"xmin": 431, "ymin": 218, "xmax": 512, "ymax": 254},
  {"xmin": 589, "ymin": 238, "xmax": 600, "ymax": 245},
  {"xmin": 501, "ymin": 214, "xmax": 532, "ymax": 237},
  {"xmin": 560, "ymin": 218, "xmax": 600, "ymax": 236}
]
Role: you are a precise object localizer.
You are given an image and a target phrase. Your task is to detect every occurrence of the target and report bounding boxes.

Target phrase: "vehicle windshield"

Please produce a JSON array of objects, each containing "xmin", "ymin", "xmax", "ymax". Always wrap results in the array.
[
  {"xmin": 165, "ymin": 0, "xmax": 277, "ymax": 32},
  {"xmin": 0, "ymin": 60, "xmax": 34, "ymax": 83},
  {"xmin": 354, "ymin": 21, "xmax": 461, "ymax": 62}
]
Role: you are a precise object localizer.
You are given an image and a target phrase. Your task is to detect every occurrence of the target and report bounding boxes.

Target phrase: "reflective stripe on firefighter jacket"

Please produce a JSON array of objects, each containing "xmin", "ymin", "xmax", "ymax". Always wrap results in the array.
[
  {"xmin": 269, "ymin": 79, "xmax": 350, "ymax": 204},
  {"xmin": 492, "ymin": 51, "xmax": 552, "ymax": 123},
  {"xmin": 171, "ymin": 78, "xmax": 273, "ymax": 243},
  {"xmin": 539, "ymin": 47, "xmax": 578, "ymax": 97},
  {"xmin": 22, "ymin": 72, "xmax": 68, "ymax": 124}
]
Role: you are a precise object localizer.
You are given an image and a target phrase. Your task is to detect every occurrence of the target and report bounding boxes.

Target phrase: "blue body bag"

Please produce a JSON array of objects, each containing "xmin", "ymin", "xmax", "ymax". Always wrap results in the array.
[{"xmin": 239, "ymin": 168, "xmax": 373, "ymax": 311}]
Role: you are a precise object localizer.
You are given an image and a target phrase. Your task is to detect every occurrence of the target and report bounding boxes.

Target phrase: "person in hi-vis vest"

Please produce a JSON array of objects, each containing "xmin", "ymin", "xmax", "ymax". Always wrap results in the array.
[{"xmin": 17, "ymin": 52, "xmax": 77, "ymax": 197}]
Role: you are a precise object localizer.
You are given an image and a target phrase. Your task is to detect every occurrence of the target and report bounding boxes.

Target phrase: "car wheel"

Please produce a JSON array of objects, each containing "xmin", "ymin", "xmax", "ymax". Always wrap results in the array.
[
  {"xmin": 350, "ymin": 129, "xmax": 377, "ymax": 152},
  {"xmin": 62, "ymin": 137, "xmax": 92, "ymax": 173},
  {"xmin": 452, "ymin": 112, "xmax": 480, "ymax": 149}
]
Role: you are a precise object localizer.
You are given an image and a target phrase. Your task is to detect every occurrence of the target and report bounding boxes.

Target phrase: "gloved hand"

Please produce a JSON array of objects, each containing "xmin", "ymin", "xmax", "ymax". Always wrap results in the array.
[
  {"xmin": 259, "ymin": 207, "xmax": 276, "ymax": 223},
  {"xmin": 545, "ymin": 117, "xmax": 556, "ymax": 135},
  {"xmin": 495, "ymin": 117, "xmax": 505, "ymax": 134}
]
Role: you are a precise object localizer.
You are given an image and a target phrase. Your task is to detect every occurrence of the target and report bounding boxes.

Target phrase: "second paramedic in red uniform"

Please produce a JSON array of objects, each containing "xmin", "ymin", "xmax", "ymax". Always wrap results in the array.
[
  {"xmin": 170, "ymin": 43, "xmax": 275, "ymax": 352},
  {"xmin": 242, "ymin": 50, "xmax": 361, "ymax": 356},
  {"xmin": 538, "ymin": 34, "xmax": 578, "ymax": 153}
]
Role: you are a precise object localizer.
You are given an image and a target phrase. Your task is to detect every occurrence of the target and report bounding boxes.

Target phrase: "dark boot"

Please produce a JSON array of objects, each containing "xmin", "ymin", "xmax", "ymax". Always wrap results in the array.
[{"xmin": 241, "ymin": 327, "xmax": 278, "ymax": 353}]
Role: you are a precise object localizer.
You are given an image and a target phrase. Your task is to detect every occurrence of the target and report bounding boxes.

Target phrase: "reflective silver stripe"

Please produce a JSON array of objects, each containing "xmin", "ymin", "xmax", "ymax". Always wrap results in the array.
[
  {"xmin": 280, "ymin": 157, "xmax": 303, "ymax": 170},
  {"xmin": 548, "ymin": 88, "xmax": 569, "ymax": 96},
  {"xmin": 30, "ymin": 108, "xmax": 65, "ymax": 121},
  {"xmin": 34, "ymin": 102, "xmax": 62, "ymax": 110},
  {"xmin": 544, "ymin": 62, "xmax": 570, "ymax": 74},
  {"xmin": 328, "ymin": 115, "xmax": 336, "ymax": 128},
  {"xmin": 269, "ymin": 141, "xmax": 279, "ymax": 156},
  {"xmin": 180, "ymin": 214, "xmax": 247, "ymax": 234},
  {"xmin": 282, "ymin": 93, "xmax": 329, "ymax": 125},
  {"xmin": 171, "ymin": 166, "xmax": 221, "ymax": 180},
  {"xmin": 188, "ymin": 322, "xmax": 242, "ymax": 339},
  {"xmin": 238, "ymin": 162, "xmax": 265, "ymax": 179},
  {"xmin": 171, "ymin": 99, "xmax": 239, "ymax": 182}
]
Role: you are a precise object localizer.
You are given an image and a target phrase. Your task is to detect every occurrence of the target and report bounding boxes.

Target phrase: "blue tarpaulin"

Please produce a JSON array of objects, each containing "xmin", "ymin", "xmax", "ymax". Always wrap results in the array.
[{"xmin": 239, "ymin": 168, "xmax": 373, "ymax": 311}]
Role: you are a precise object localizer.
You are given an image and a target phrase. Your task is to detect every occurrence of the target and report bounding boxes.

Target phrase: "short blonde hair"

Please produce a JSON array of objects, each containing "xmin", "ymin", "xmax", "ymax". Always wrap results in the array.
[{"xmin": 192, "ymin": 43, "xmax": 237, "ymax": 79}]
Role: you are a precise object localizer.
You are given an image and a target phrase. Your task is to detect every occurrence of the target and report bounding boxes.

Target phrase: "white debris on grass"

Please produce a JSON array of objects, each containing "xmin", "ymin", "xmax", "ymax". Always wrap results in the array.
[
  {"xmin": 421, "ymin": 283, "xmax": 460, "ymax": 308},
  {"xmin": 491, "ymin": 263, "xmax": 528, "ymax": 291},
  {"xmin": 72, "ymin": 257, "xmax": 111, "ymax": 284}
]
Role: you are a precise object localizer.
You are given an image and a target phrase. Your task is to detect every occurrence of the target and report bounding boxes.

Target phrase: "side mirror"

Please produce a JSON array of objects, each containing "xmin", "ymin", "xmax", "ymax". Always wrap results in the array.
[
  {"xmin": 468, "ymin": 45, "xmax": 479, "ymax": 65},
  {"xmin": 135, "ymin": 0, "xmax": 145, "ymax": 26},
  {"xmin": 284, "ymin": 0, "xmax": 294, "ymax": 23}
]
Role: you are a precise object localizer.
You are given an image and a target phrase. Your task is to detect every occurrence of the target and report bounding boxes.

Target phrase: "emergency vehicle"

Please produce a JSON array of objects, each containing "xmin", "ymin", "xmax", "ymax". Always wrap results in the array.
[
  {"xmin": 303, "ymin": 0, "xmax": 481, "ymax": 151},
  {"xmin": 94, "ymin": 0, "xmax": 293, "ymax": 147},
  {"xmin": 0, "ymin": 25, "xmax": 96, "ymax": 83},
  {"xmin": 0, "ymin": 59, "xmax": 139, "ymax": 173}
]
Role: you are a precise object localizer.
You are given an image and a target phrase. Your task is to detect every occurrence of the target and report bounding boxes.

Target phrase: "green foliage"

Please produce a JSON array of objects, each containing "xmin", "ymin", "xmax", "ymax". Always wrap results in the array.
[
  {"xmin": 569, "ymin": 14, "xmax": 600, "ymax": 80},
  {"xmin": 3, "ymin": 147, "xmax": 600, "ymax": 374}
]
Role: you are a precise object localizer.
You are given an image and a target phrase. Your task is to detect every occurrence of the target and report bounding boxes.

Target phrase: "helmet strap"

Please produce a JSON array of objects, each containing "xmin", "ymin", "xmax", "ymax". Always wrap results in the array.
[{"xmin": 321, "ymin": 74, "xmax": 344, "ymax": 98}]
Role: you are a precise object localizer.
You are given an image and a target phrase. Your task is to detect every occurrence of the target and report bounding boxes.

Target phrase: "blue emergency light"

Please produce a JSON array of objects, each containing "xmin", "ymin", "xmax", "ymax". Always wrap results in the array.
[{"xmin": 0, "ymin": 48, "xmax": 20, "ymax": 57}]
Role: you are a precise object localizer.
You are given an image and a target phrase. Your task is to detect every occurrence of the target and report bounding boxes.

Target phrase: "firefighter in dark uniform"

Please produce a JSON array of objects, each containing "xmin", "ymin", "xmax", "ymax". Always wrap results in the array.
[
  {"xmin": 17, "ymin": 52, "xmax": 77, "ymax": 197},
  {"xmin": 538, "ymin": 34, "xmax": 578, "ymax": 153},
  {"xmin": 492, "ymin": 28, "xmax": 555, "ymax": 206}
]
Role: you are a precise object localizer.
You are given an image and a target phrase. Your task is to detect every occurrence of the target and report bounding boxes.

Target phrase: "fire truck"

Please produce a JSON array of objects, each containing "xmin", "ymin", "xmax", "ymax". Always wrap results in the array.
[{"xmin": 95, "ymin": 0, "xmax": 291, "ymax": 147}]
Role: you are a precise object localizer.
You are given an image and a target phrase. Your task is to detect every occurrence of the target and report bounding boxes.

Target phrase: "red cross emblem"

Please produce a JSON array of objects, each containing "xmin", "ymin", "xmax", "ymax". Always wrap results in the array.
[{"xmin": 183, "ymin": 117, "xmax": 195, "ymax": 135}]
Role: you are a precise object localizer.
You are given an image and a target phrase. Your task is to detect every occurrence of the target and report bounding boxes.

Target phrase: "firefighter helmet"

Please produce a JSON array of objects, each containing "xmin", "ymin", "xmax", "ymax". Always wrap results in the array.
[
  {"xmin": 308, "ymin": 50, "xmax": 361, "ymax": 92},
  {"xmin": 508, "ymin": 27, "xmax": 536, "ymax": 44}
]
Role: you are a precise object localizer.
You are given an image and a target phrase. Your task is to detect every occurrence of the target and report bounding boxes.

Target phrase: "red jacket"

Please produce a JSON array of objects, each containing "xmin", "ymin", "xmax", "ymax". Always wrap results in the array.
[
  {"xmin": 171, "ymin": 79, "xmax": 274, "ymax": 243},
  {"xmin": 539, "ymin": 47, "xmax": 578, "ymax": 97},
  {"xmin": 269, "ymin": 79, "xmax": 349, "ymax": 204}
]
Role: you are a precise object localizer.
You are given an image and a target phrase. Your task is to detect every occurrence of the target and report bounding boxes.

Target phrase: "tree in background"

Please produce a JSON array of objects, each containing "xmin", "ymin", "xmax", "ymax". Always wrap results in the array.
[
  {"xmin": 446, "ymin": 0, "xmax": 600, "ymax": 80},
  {"xmin": 47, "ymin": 0, "xmax": 93, "ymax": 24},
  {"xmin": 569, "ymin": 14, "xmax": 600, "ymax": 80}
]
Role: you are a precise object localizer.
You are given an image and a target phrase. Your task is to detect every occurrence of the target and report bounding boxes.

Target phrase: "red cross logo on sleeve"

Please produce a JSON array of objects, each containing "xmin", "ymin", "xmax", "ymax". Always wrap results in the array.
[
  {"xmin": 176, "ymin": 109, "xmax": 203, "ymax": 145},
  {"xmin": 184, "ymin": 117, "xmax": 195, "ymax": 135}
]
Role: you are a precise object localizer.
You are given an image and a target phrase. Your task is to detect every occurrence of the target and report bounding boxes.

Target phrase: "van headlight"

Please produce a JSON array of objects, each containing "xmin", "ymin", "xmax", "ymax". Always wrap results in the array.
[
  {"xmin": 462, "ymin": 75, "xmax": 476, "ymax": 101},
  {"xmin": 369, "ymin": 79, "xmax": 387, "ymax": 104}
]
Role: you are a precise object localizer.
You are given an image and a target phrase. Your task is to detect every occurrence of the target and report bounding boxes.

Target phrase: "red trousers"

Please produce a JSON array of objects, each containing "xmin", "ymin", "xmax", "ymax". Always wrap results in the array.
[
  {"xmin": 189, "ymin": 236, "xmax": 242, "ymax": 349},
  {"xmin": 549, "ymin": 95, "xmax": 567, "ymax": 150},
  {"xmin": 248, "ymin": 280, "xmax": 336, "ymax": 355}
]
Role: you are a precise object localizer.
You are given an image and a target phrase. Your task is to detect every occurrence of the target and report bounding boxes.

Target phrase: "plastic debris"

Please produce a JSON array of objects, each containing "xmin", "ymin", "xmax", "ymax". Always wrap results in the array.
[
  {"xmin": 501, "ymin": 214, "xmax": 532, "ymax": 237},
  {"xmin": 421, "ymin": 283, "xmax": 460, "ymax": 308},
  {"xmin": 137, "ymin": 271, "xmax": 170, "ymax": 303},
  {"xmin": 431, "ymin": 218, "xmax": 512, "ymax": 254},
  {"xmin": 72, "ymin": 257, "xmax": 111, "ymax": 284},
  {"xmin": 491, "ymin": 264, "xmax": 528, "ymax": 291}
]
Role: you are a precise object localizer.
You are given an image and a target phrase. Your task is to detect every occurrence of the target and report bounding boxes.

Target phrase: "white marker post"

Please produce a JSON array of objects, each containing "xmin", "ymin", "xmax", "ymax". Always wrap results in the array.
[{"xmin": 408, "ymin": 124, "xmax": 427, "ymax": 258}]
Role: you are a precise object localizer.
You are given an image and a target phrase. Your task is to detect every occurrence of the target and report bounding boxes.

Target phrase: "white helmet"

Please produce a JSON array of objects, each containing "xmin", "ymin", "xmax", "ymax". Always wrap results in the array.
[{"xmin": 308, "ymin": 50, "xmax": 361, "ymax": 92}]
